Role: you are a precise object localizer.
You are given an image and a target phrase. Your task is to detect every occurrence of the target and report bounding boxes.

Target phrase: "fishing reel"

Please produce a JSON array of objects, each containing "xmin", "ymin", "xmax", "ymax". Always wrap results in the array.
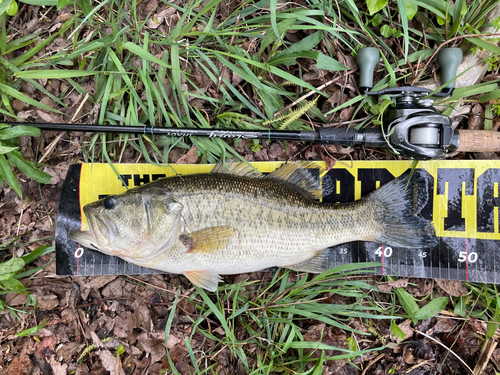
[{"xmin": 357, "ymin": 47, "xmax": 463, "ymax": 159}]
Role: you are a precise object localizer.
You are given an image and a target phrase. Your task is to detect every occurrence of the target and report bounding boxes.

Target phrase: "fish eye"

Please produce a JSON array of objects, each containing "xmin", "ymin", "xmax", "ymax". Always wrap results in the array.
[{"xmin": 103, "ymin": 196, "xmax": 116, "ymax": 209}]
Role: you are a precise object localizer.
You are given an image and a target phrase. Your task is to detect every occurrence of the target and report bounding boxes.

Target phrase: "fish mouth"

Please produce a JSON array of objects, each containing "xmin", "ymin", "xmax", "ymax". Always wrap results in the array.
[
  {"xmin": 69, "ymin": 228, "xmax": 100, "ymax": 250},
  {"xmin": 69, "ymin": 207, "xmax": 117, "ymax": 252}
]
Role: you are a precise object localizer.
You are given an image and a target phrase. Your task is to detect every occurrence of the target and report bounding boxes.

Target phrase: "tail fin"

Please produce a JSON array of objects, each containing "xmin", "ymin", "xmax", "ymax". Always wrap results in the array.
[{"xmin": 366, "ymin": 171, "xmax": 437, "ymax": 249}]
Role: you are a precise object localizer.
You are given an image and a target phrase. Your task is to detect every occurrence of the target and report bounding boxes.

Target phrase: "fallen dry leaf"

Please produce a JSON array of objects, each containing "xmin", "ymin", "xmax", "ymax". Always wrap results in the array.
[
  {"xmin": 73, "ymin": 275, "xmax": 118, "ymax": 300},
  {"xmin": 6, "ymin": 342, "xmax": 33, "ymax": 375},
  {"xmin": 396, "ymin": 320, "xmax": 414, "ymax": 343},
  {"xmin": 133, "ymin": 299, "xmax": 152, "ymax": 331},
  {"xmin": 12, "ymin": 99, "xmax": 30, "ymax": 112},
  {"xmin": 166, "ymin": 334, "xmax": 181, "ymax": 349},
  {"xmin": 96, "ymin": 349, "xmax": 125, "ymax": 375},
  {"xmin": 377, "ymin": 283, "xmax": 393, "ymax": 293},
  {"xmin": 101, "ymin": 278, "xmax": 127, "ymax": 298},
  {"xmin": 36, "ymin": 110, "xmax": 65, "ymax": 124},
  {"xmin": 113, "ymin": 311, "xmax": 136, "ymax": 342},
  {"xmin": 303, "ymin": 323, "xmax": 348, "ymax": 374},
  {"xmin": 57, "ymin": 13, "xmax": 73, "ymax": 22},
  {"xmin": 35, "ymin": 329, "xmax": 57, "ymax": 357},
  {"xmin": 442, "ymin": 319, "xmax": 484, "ymax": 357},
  {"xmin": 56, "ymin": 342, "xmax": 85, "ymax": 362},
  {"xmin": 167, "ymin": 343, "xmax": 190, "ymax": 374},
  {"xmin": 431, "ymin": 317, "xmax": 456, "ymax": 334},
  {"xmin": 49, "ymin": 357, "xmax": 68, "ymax": 375},
  {"xmin": 388, "ymin": 278, "xmax": 409, "ymax": 288},
  {"xmin": 268, "ymin": 142, "xmax": 285, "ymax": 160},
  {"xmin": 89, "ymin": 315, "xmax": 115, "ymax": 338},
  {"xmin": 339, "ymin": 106, "xmax": 355, "ymax": 122},
  {"xmin": 402, "ymin": 344, "xmax": 417, "ymax": 364},
  {"xmin": 491, "ymin": 348, "xmax": 500, "ymax": 369},
  {"xmin": 137, "ymin": 332, "xmax": 166, "ymax": 364},
  {"xmin": 435, "ymin": 279, "xmax": 468, "ymax": 297},
  {"xmin": 408, "ymin": 278, "xmax": 434, "ymax": 298},
  {"xmin": 42, "ymin": 166, "xmax": 61, "ymax": 185},
  {"xmin": 176, "ymin": 145, "xmax": 199, "ymax": 164},
  {"xmin": 254, "ymin": 147, "xmax": 270, "ymax": 161}
]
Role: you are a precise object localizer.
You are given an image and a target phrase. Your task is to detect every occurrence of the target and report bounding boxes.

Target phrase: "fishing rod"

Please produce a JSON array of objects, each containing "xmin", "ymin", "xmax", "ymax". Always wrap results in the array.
[{"xmin": 5, "ymin": 48, "xmax": 500, "ymax": 160}]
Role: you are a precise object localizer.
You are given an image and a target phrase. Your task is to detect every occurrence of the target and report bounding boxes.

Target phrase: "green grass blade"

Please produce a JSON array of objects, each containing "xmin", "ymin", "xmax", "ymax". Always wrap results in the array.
[
  {"xmin": 12, "ymin": 17, "xmax": 74, "ymax": 66},
  {"xmin": 7, "ymin": 150, "xmax": 52, "ymax": 184},
  {"xmin": 0, "ymin": 153, "xmax": 21, "ymax": 197},
  {"xmin": 395, "ymin": 0, "xmax": 409, "ymax": 60},
  {"xmin": 0, "ymin": 83, "xmax": 63, "ymax": 114},
  {"xmin": 122, "ymin": 42, "xmax": 175, "ymax": 70},
  {"xmin": 14, "ymin": 70, "xmax": 102, "ymax": 79},
  {"xmin": 393, "ymin": 287, "xmax": 419, "ymax": 323},
  {"xmin": 19, "ymin": 0, "xmax": 57, "ymax": 4},
  {"xmin": 466, "ymin": 37, "xmax": 500, "ymax": 55},
  {"xmin": 196, "ymin": 287, "xmax": 232, "ymax": 337}
]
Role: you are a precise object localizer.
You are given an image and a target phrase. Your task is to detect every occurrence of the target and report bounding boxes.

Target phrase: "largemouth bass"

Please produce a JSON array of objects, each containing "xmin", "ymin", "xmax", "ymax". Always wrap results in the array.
[{"xmin": 69, "ymin": 162, "xmax": 436, "ymax": 291}]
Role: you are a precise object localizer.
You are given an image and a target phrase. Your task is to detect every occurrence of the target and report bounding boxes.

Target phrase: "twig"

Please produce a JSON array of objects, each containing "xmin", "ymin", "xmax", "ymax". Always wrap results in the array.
[
  {"xmin": 361, "ymin": 353, "xmax": 385, "ymax": 375},
  {"xmin": 76, "ymin": 306, "xmax": 90, "ymax": 350},
  {"xmin": 39, "ymin": 131, "xmax": 66, "ymax": 163},
  {"xmin": 210, "ymin": 344, "xmax": 228, "ymax": 360},
  {"xmin": 405, "ymin": 358, "xmax": 434, "ymax": 373},
  {"xmin": 415, "ymin": 329, "xmax": 474, "ymax": 374},
  {"xmin": 70, "ymin": 93, "xmax": 90, "ymax": 123},
  {"xmin": 472, "ymin": 337, "xmax": 498, "ymax": 375},
  {"xmin": 16, "ymin": 209, "xmax": 24, "ymax": 237}
]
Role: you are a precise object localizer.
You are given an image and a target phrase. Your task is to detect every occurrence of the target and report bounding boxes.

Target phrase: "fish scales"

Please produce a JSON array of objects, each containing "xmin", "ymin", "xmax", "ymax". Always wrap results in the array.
[
  {"xmin": 69, "ymin": 161, "xmax": 437, "ymax": 291},
  {"xmin": 155, "ymin": 173, "xmax": 379, "ymax": 273}
]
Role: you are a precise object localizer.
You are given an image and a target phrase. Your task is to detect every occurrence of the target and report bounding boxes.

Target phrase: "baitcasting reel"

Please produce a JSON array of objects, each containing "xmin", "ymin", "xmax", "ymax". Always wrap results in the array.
[{"xmin": 356, "ymin": 47, "xmax": 463, "ymax": 159}]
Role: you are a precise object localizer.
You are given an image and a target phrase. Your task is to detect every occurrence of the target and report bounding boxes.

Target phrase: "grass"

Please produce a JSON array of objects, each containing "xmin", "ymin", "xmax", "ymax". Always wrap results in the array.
[
  {"xmin": 161, "ymin": 264, "xmax": 394, "ymax": 374},
  {"xmin": 1, "ymin": 0, "xmax": 500, "ymax": 167},
  {"xmin": 2, "ymin": 0, "xmax": 500, "ymax": 372},
  {"xmin": 147, "ymin": 264, "xmax": 500, "ymax": 373},
  {"xmin": 0, "ymin": 241, "xmax": 54, "ymax": 321}
]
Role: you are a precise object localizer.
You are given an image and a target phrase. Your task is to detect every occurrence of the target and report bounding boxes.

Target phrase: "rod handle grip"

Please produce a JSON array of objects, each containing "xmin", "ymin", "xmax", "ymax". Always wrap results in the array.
[
  {"xmin": 456, "ymin": 130, "xmax": 500, "ymax": 152},
  {"xmin": 357, "ymin": 47, "xmax": 380, "ymax": 93}
]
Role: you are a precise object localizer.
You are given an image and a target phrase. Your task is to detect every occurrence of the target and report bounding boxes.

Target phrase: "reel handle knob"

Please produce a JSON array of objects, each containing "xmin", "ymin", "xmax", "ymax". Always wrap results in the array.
[
  {"xmin": 357, "ymin": 47, "xmax": 380, "ymax": 94},
  {"xmin": 437, "ymin": 47, "xmax": 463, "ymax": 94}
]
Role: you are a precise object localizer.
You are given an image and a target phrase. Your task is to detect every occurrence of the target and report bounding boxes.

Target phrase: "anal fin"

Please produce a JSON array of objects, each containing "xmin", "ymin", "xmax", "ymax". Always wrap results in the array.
[
  {"xmin": 184, "ymin": 270, "xmax": 221, "ymax": 292},
  {"xmin": 286, "ymin": 249, "xmax": 331, "ymax": 273}
]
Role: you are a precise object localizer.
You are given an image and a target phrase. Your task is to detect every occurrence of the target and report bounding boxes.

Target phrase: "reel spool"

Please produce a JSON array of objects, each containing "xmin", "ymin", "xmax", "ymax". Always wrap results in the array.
[{"xmin": 409, "ymin": 127, "xmax": 441, "ymax": 146}]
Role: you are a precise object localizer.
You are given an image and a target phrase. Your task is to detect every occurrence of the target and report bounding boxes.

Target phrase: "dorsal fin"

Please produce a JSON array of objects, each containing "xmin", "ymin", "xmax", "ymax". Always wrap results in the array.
[
  {"xmin": 266, "ymin": 161, "xmax": 324, "ymax": 200},
  {"xmin": 211, "ymin": 159, "xmax": 262, "ymax": 178}
]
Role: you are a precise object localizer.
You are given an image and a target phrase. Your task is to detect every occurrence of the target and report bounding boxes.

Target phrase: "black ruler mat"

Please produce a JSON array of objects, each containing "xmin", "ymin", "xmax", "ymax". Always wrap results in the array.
[{"xmin": 55, "ymin": 161, "xmax": 500, "ymax": 283}]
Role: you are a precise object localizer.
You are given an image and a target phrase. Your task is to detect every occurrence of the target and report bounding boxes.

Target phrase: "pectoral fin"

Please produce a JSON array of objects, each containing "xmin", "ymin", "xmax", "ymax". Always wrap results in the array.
[
  {"xmin": 180, "ymin": 226, "xmax": 234, "ymax": 254},
  {"xmin": 286, "ymin": 249, "xmax": 330, "ymax": 273},
  {"xmin": 184, "ymin": 270, "xmax": 221, "ymax": 292}
]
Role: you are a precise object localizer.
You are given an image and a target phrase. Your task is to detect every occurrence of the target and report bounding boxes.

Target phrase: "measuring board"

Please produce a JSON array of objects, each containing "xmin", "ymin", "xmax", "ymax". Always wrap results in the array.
[{"xmin": 55, "ymin": 161, "xmax": 500, "ymax": 284}]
